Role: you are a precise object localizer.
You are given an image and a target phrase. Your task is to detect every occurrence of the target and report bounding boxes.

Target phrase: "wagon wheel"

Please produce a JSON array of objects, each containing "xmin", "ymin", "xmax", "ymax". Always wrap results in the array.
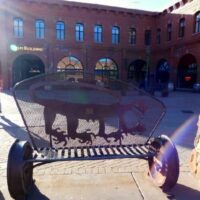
[
  {"xmin": 7, "ymin": 140, "xmax": 33, "ymax": 199},
  {"xmin": 148, "ymin": 135, "xmax": 179, "ymax": 191}
]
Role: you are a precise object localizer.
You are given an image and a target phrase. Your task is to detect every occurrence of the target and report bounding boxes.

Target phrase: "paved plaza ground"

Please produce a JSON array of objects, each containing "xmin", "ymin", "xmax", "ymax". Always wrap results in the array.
[{"xmin": 0, "ymin": 90, "xmax": 200, "ymax": 199}]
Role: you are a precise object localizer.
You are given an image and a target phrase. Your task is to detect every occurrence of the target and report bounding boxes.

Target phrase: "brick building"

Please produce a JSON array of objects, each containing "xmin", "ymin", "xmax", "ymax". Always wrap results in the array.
[{"xmin": 0, "ymin": 0, "xmax": 199, "ymax": 89}]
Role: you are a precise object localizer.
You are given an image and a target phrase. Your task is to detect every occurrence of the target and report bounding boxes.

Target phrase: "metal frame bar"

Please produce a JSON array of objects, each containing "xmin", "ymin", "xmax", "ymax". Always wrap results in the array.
[{"xmin": 23, "ymin": 144, "xmax": 157, "ymax": 169}]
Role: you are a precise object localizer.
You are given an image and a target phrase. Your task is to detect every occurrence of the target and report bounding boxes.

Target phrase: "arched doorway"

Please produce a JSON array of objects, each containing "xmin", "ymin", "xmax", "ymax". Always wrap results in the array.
[
  {"xmin": 95, "ymin": 58, "xmax": 118, "ymax": 80},
  {"xmin": 128, "ymin": 59, "xmax": 147, "ymax": 86},
  {"xmin": 177, "ymin": 54, "xmax": 197, "ymax": 88},
  {"xmin": 13, "ymin": 54, "xmax": 45, "ymax": 85},
  {"xmin": 57, "ymin": 56, "xmax": 83, "ymax": 71},
  {"xmin": 156, "ymin": 59, "xmax": 170, "ymax": 84}
]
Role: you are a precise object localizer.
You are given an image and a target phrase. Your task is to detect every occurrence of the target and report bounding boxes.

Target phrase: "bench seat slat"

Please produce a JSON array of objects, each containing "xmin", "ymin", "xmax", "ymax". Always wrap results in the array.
[
  {"xmin": 112, "ymin": 147, "xmax": 121, "ymax": 155},
  {"xmin": 89, "ymin": 148, "xmax": 95, "ymax": 157},
  {"xmin": 98, "ymin": 147, "xmax": 105, "ymax": 156},
  {"xmin": 135, "ymin": 146, "xmax": 146, "ymax": 155},
  {"xmin": 116, "ymin": 147, "xmax": 126, "ymax": 155},
  {"xmin": 126, "ymin": 146, "xmax": 137, "ymax": 155},
  {"xmin": 107, "ymin": 147, "xmax": 114, "ymax": 155},
  {"xmin": 34, "ymin": 144, "xmax": 153, "ymax": 161},
  {"xmin": 87, "ymin": 147, "xmax": 91, "ymax": 157},
  {"xmin": 124, "ymin": 146, "xmax": 135, "ymax": 155}
]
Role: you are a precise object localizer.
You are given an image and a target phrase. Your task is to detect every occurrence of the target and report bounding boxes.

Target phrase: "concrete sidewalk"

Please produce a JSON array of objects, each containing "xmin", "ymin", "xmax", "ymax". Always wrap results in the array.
[{"xmin": 0, "ymin": 91, "xmax": 200, "ymax": 199}]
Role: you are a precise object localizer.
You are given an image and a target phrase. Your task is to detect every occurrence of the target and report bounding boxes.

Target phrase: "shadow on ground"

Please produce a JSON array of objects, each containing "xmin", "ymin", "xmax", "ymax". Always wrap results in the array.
[
  {"xmin": 0, "ymin": 115, "xmax": 49, "ymax": 147},
  {"xmin": 27, "ymin": 183, "xmax": 50, "ymax": 200},
  {"xmin": 0, "ymin": 191, "xmax": 5, "ymax": 200},
  {"xmin": 0, "ymin": 116, "xmax": 28, "ymax": 140},
  {"xmin": 167, "ymin": 183, "xmax": 200, "ymax": 199}
]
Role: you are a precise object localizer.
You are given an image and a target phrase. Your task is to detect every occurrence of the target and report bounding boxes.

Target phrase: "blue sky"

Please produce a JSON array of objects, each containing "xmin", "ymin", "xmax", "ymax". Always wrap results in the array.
[{"xmin": 65, "ymin": 0, "xmax": 179, "ymax": 11}]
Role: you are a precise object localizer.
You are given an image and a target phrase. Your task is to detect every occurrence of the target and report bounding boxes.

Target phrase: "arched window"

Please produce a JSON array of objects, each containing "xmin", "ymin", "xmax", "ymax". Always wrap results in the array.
[
  {"xmin": 57, "ymin": 56, "xmax": 83, "ymax": 71},
  {"xmin": 195, "ymin": 12, "xmax": 200, "ymax": 33},
  {"xmin": 14, "ymin": 18, "xmax": 23, "ymax": 38},
  {"xmin": 75, "ymin": 23, "xmax": 84, "ymax": 41},
  {"xmin": 129, "ymin": 28, "xmax": 136, "ymax": 45},
  {"xmin": 56, "ymin": 21, "xmax": 65, "ymax": 40},
  {"xmin": 95, "ymin": 58, "xmax": 118, "ymax": 79},
  {"xmin": 35, "ymin": 19, "xmax": 45, "ymax": 39},
  {"xmin": 179, "ymin": 18, "xmax": 185, "ymax": 37},
  {"xmin": 112, "ymin": 26, "xmax": 120, "ymax": 44}
]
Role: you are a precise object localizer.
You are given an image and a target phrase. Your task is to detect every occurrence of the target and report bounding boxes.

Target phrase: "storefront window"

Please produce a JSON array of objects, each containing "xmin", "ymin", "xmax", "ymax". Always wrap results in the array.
[{"xmin": 57, "ymin": 56, "xmax": 83, "ymax": 71}]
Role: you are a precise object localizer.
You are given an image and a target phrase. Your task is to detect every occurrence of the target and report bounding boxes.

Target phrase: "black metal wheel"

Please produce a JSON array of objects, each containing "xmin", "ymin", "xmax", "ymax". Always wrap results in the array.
[
  {"xmin": 7, "ymin": 140, "xmax": 33, "ymax": 199},
  {"xmin": 148, "ymin": 135, "xmax": 179, "ymax": 191}
]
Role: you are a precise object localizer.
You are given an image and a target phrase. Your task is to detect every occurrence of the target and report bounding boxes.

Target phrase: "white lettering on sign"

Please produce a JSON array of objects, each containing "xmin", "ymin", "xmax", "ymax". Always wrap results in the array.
[{"xmin": 10, "ymin": 44, "xmax": 44, "ymax": 52}]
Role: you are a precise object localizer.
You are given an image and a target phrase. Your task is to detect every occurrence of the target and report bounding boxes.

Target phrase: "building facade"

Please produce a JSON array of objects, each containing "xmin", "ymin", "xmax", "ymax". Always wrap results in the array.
[{"xmin": 0, "ymin": 0, "xmax": 199, "ymax": 89}]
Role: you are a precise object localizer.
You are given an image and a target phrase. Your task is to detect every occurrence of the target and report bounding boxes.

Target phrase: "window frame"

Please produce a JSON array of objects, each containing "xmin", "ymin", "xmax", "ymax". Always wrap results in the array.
[
  {"xmin": 94, "ymin": 24, "xmax": 103, "ymax": 43},
  {"xmin": 13, "ymin": 18, "xmax": 24, "ymax": 38},
  {"xmin": 144, "ymin": 29, "xmax": 151, "ymax": 46},
  {"xmin": 178, "ymin": 18, "xmax": 185, "ymax": 38},
  {"xmin": 112, "ymin": 26, "xmax": 120, "ymax": 44},
  {"xmin": 56, "ymin": 21, "xmax": 65, "ymax": 40},
  {"xmin": 156, "ymin": 28, "xmax": 161, "ymax": 44},
  {"xmin": 195, "ymin": 12, "xmax": 200, "ymax": 33},
  {"xmin": 75, "ymin": 23, "xmax": 84, "ymax": 42},
  {"xmin": 167, "ymin": 23, "xmax": 172, "ymax": 41},
  {"xmin": 35, "ymin": 19, "xmax": 45, "ymax": 39},
  {"xmin": 129, "ymin": 27, "xmax": 136, "ymax": 45}
]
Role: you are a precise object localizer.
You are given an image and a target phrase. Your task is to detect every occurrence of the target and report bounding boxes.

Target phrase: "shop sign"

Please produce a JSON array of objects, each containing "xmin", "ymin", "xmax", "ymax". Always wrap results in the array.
[{"xmin": 10, "ymin": 44, "xmax": 44, "ymax": 52}]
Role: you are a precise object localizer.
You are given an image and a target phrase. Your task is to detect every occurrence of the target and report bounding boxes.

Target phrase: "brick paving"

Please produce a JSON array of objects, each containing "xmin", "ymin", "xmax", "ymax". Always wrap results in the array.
[{"xmin": 0, "ymin": 90, "xmax": 200, "ymax": 199}]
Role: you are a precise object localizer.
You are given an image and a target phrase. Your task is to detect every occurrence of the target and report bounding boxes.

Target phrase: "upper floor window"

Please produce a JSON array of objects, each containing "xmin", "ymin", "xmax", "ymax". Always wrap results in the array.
[
  {"xmin": 112, "ymin": 26, "xmax": 120, "ymax": 44},
  {"xmin": 144, "ymin": 30, "xmax": 151, "ymax": 46},
  {"xmin": 167, "ymin": 23, "xmax": 172, "ymax": 41},
  {"xmin": 94, "ymin": 25, "xmax": 103, "ymax": 43},
  {"xmin": 129, "ymin": 28, "xmax": 136, "ymax": 45},
  {"xmin": 157, "ymin": 28, "xmax": 161, "ymax": 44},
  {"xmin": 35, "ymin": 19, "xmax": 45, "ymax": 39},
  {"xmin": 179, "ymin": 18, "xmax": 185, "ymax": 37},
  {"xmin": 75, "ymin": 23, "xmax": 84, "ymax": 42},
  {"xmin": 14, "ymin": 18, "xmax": 23, "ymax": 38},
  {"xmin": 195, "ymin": 12, "xmax": 200, "ymax": 33},
  {"xmin": 56, "ymin": 21, "xmax": 65, "ymax": 40}
]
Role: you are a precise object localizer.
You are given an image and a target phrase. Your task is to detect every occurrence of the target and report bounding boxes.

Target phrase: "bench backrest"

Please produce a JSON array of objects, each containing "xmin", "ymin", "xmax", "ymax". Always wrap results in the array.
[{"xmin": 13, "ymin": 71, "xmax": 165, "ymax": 149}]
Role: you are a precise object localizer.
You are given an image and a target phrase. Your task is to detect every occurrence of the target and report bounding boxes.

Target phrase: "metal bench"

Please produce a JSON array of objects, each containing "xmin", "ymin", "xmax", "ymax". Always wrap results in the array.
[{"xmin": 7, "ymin": 71, "xmax": 179, "ymax": 199}]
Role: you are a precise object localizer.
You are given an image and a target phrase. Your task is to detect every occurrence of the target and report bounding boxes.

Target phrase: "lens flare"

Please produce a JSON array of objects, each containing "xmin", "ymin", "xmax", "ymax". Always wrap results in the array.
[{"xmin": 170, "ymin": 114, "xmax": 198, "ymax": 146}]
